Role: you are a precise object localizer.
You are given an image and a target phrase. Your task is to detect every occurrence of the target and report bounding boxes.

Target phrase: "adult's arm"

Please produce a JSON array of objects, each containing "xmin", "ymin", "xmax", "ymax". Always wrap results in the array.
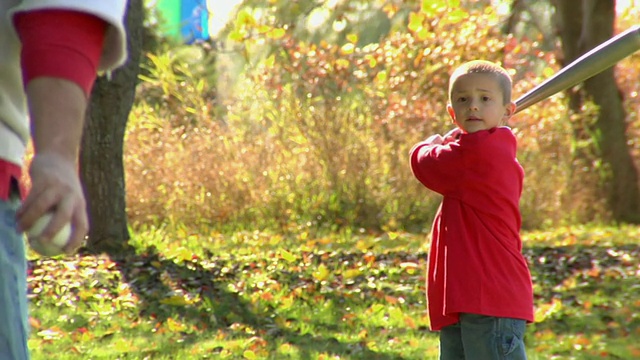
[{"xmin": 13, "ymin": 8, "xmax": 125, "ymax": 253}]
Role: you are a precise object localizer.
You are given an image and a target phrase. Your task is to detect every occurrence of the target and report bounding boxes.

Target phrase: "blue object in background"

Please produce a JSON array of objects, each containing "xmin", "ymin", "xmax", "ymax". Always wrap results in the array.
[
  {"xmin": 156, "ymin": 0, "xmax": 212, "ymax": 43},
  {"xmin": 180, "ymin": 0, "xmax": 209, "ymax": 43}
]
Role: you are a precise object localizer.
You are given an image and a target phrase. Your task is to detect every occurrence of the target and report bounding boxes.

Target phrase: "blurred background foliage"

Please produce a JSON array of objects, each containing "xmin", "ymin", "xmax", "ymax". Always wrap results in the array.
[{"xmin": 126, "ymin": 0, "xmax": 640, "ymax": 235}]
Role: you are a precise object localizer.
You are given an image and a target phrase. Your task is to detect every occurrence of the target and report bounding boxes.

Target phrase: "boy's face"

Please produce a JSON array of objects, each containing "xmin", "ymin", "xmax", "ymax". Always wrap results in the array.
[{"xmin": 447, "ymin": 73, "xmax": 516, "ymax": 134}]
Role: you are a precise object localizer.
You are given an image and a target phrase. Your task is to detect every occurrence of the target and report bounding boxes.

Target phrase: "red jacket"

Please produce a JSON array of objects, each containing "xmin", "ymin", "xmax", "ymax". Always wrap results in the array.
[{"xmin": 410, "ymin": 127, "xmax": 534, "ymax": 331}]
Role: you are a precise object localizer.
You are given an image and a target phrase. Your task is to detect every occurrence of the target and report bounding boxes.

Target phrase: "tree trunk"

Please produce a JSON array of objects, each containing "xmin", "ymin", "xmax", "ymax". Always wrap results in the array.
[
  {"xmin": 553, "ymin": 0, "xmax": 640, "ymax": 223},
  {"xmin": 81, "ymin": 0, "xmax": 143, "ymax": 253}
]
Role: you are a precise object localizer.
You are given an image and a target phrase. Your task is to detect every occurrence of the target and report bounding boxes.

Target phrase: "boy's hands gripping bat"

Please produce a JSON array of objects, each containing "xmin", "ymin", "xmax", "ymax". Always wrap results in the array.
[{"xmin": 514, "ymin": 25, "xmax": 640, "ymax": 114}]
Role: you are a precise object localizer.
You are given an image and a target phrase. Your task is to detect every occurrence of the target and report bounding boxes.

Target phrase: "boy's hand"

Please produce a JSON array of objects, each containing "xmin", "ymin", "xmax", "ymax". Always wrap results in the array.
[
  {"xmin": 424, "ymin": 134, "xmax": 444, "ymax": 145},
  {"xmin": 443, "ymin": 128, "xmax": 462, "ymax": 143}
]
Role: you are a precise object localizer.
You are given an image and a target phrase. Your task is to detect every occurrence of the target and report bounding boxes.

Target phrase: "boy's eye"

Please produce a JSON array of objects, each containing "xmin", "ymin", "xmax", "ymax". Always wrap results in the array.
[
  {"xmin": 456, "ymin": 97, "xmax": 467, "ymax": 102},
  {"xmin": 482, "ymin": 96, "xmax": 491, "ymax": 101}
]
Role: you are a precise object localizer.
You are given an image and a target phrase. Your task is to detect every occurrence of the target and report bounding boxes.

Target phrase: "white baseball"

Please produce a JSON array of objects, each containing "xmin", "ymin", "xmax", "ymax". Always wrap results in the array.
[{"xmin": 27, "ymin": 213, "xmax": 72, "ymax": 257}]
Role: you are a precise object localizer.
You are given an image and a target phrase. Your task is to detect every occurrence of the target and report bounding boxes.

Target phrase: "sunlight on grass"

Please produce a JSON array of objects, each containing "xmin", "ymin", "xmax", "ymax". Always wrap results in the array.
[
  {"xmin": 128, "ymin": 223, "xmax": 431, "ymax": 259},
  {"xmin": 27, "ymin": 224, "xmax": 640, "ymax": 359},
  {"xmin": 522, "ymin": 223, "xmax": 640, "ymax": 247}
]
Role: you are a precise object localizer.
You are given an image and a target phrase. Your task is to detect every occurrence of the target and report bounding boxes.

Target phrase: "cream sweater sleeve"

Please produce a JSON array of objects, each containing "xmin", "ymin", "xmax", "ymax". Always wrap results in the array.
[{"xmin": 0, "ymin": 0, "xmax": 127, "ymax": 165}]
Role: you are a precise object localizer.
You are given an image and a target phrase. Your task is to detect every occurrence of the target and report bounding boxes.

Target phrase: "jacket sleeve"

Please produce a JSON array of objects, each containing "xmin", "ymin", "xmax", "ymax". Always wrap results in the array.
[
  {"xmin": 410, "ymin": 140, "xmax": 464, "ymax": 196},
  {"xmin": 10, "ymin": 0, "xmax": 127, "ymax": 72}
]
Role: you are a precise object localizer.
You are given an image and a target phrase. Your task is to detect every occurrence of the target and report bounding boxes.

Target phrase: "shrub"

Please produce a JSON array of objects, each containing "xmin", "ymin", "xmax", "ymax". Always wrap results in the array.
[{"xmin": 124, "ymin": 3, "xmax": 639, "ymax": 233}]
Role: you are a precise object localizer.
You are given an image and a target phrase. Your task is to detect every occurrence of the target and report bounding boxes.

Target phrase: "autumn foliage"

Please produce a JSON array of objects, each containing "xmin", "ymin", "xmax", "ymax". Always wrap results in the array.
[{"xmin": 125, "ymin": 2, "xmax": 639, "ymax": 233}]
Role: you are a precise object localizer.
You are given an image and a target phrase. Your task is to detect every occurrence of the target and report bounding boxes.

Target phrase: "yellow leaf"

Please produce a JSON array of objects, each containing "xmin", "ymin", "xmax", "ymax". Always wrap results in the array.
[
  {"xmin": 356, "ymin": 239, "xmax": 369, "ymax": 251},
  {"xmin": 377, "ymin": 70, "xmax": 388, "ymax": 83},
  {"xmin": 417, "ymin": 27, "xmax": 430, "ymax": 41},
  {"xmin": 340, "ymin": 43, "xmax": 355, "ymax": 55},
  {"xmin": 335, "ymin": 58, "xmax": 350, "ymax": 68},
  {"xmin": 343, "ymin": 268, "xmax": 362, "ymax": 279},
  {"xmin": 268, "ymin": 28, "xmax": 286, "ymax": 39},
  {"xmin": 542, "ymin": 67, "xmax": 555, "ymax": 77},
  {"xmin": 446, "ymin": 8, "xmax": 468, "ymax": 24},
  {"xmin": 160, "ymin": 295, "xmax": 192, "ymax": 306},
  {"xmin": 346, "ymin": 33, "xmax": 358, "ymax": 43},
  {"xmin": 281, "ymin": 295, "xmax": 294, "ymax": 309},
  {"xmin": 366, "ymin": 340, "xmax": 379, "ymax": 351},
  {"xmin": 313, "ymin": 264, "xmax": 330, "ymax": 282},
  {"xmin": 243, "ymin": 350, "xmax": 257, "ymax": 359},
  {"xmin": 78, "ymin": 289, "xmax": 95, "ymax": 301},
  {"xmin": 408, "ymin": 12, "xmax": 425, "ymax": 32},
  {"xmin": 176, "ymin": 248, "xmax": 194, "ymax": 262},
  {"xmin": 269, "ymin": 234, "xmax": 282, "ymax": 246},
  {"xmin": 166, "ymin": 317, "xmax": 187, "ymax": 332},
  {"xmin": 115, "ymin": 338, "xmax": 136, "ymax": 353},
  {"xmin": 236, "ymin": 9, "xmax": 256, "ymax": 26},
  {"xmin": 421, "ymin": 0, "xmax": 447, "ymax": 16},
  {"xmin": 229, "ymin": 29, "xmax": 245, "ymax": 42},
  {"xmin": 280, "ymin": 249, "xmax": 297, "ymax": 263},
  {"xmin": 534, "ymin": 298, "xmax": 562, "ymax": 323}
]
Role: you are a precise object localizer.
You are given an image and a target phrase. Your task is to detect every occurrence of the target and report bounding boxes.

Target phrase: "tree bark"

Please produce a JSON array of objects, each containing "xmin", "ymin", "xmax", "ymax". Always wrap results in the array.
[
  {"xmin": 81, "ymin": 0, "xmax": 143, "ymax": 253},
  {"xmin": 553, "ymin": 0, "xmax": 640, "ymax": 223}
]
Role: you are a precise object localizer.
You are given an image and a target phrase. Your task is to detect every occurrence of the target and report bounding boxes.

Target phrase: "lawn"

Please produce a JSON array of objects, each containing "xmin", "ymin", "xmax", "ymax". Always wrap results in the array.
[{"xmin": 27, "ymin": 225, "xmax": 640, "ymax": 359}]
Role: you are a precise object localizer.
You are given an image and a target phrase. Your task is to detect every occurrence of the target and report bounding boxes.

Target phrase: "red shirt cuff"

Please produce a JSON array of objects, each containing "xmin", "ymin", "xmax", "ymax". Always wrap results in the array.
[
  {"xmin": 14, "ymin": 10, "xmax": 107, "ymax": 96},
  {"xmin": 0, "ymin": 160, "xmax": 24, "ymax": 201}
]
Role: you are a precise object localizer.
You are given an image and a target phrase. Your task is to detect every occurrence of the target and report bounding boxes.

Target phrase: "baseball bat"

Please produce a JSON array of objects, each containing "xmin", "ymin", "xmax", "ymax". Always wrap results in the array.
[{"xmin": 514, "ymin": 25, "xmax": 640, "ymax": 114}]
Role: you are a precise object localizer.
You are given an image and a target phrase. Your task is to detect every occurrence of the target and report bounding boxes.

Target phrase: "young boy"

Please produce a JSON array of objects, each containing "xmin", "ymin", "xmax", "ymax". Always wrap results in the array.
[{"xmin": 410, "ymin": 60, "xmax": 534, "ymax": 360}]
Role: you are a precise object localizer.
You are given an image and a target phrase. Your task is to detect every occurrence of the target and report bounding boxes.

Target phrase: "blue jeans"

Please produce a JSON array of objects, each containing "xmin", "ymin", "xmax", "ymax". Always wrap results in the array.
[
  {"xmin": 440, "ymin": 313, "xmax": 527, "ymax": 360},
  {"xmin": 0, "ymin": 191, "xmax": 29, "ymax": 360}
]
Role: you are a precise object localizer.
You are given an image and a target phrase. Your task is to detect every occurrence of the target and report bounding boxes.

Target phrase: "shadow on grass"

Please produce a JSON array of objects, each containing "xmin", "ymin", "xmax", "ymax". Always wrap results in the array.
[
  {"xmin": 78, "ymin": 242, "xmax": 640, "ymax": 358},
  {"xmin": 525, "ymin": 244, "xmax": 640, "ymax": 340},
  {"xmin": 101, "ymin": 244, "xmax": 409, "ymax": 359},
  {"xmin": 524, "ymin": 244, "xmax": 640, "ymax": 299}
]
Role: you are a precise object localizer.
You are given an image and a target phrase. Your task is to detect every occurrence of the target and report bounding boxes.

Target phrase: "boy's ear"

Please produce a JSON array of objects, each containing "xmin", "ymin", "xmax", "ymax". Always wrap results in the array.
[
  {"xmin": 447, "ymin": 104, "xmax": 456, "ymax": 121},
  {"xmin": 503, "ymin": 101, "xmax": 516, "ymax": 118}
]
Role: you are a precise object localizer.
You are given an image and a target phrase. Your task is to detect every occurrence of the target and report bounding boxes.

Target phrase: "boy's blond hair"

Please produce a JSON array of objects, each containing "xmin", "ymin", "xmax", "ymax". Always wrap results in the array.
[{"xmin": 448, "ymin": 60, "xmax": 513, "ymax": 105}]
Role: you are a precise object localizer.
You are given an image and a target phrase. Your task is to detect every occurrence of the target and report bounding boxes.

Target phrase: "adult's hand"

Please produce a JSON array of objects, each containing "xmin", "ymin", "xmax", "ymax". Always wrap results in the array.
[
  {"xmin": 17, "ymin": 77, "xmax": 89, "ymax": 253},
  {"xmin": 19, "ymin": 153, "xmax": 88, "ymax": 253}
]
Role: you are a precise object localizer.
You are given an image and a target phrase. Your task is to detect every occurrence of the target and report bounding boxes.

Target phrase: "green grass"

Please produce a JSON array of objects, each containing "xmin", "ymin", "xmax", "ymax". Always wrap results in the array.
[{"xmin": 27, "ymin": 224, "xmax": 640, "ymax": 359}]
